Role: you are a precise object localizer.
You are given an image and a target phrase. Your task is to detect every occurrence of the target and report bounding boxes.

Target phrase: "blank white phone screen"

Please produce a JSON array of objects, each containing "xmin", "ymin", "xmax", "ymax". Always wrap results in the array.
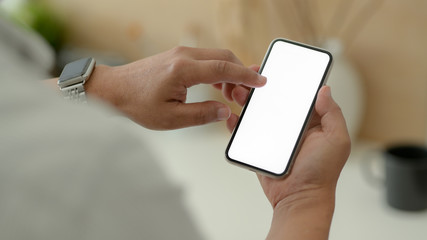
[{"xmin": 227, "ymin": 40, "xmax": 331, "ymax": 175}]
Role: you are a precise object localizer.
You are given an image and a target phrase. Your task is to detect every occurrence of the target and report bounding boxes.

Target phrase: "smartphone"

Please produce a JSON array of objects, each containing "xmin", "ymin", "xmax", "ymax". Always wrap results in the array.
[{"xmin": 225, "ymin": 38, "xmax": 333, "ymax": 177}]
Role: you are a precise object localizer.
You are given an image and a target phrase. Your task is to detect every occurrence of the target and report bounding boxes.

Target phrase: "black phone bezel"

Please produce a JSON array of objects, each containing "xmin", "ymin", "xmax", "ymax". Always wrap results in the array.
[{"xmin": 225, "ymin": 38, "xmax": 333, "ymax": 178}]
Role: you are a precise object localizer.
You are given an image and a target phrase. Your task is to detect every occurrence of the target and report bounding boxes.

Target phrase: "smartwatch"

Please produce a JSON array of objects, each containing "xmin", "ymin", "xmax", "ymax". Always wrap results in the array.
[{"xmin": 58, "ymin": 57, "xmax": 96, "ymax": 103}]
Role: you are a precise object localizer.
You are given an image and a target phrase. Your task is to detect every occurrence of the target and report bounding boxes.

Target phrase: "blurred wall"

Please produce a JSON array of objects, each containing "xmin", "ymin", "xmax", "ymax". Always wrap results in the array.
[
  {"xmin": 43, "ymin": 0, "xmax": 219, "ymax": 60},
  {"xmin": 345, "ymin": 0, "xmax": 427, "ymax": 144},
  {"xmin": 215, "ymin": 0, "xmax": 427, "ymax": 145},
  {"xmin": 44, "ymin": 0, "xmax": 427, "ymax": 145}
]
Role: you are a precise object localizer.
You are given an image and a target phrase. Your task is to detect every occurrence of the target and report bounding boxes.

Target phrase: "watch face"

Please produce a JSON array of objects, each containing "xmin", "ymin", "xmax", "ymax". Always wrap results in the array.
[{"xmin": 58, "ymin": 58, "xmax": 92, "ymax": 87}]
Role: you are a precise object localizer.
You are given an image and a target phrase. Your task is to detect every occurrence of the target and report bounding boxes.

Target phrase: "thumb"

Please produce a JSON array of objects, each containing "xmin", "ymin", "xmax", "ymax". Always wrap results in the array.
[
  {"xmin": 175, "ymin": 101, "xmax": 231, "ymax": 127},
  {"xmin": 315, "ymin": 86, "xmax": 336, "ymax": 117},
  {"xmin": 316, "ymin": 86, "xmax": 350, "ymax": 141}
]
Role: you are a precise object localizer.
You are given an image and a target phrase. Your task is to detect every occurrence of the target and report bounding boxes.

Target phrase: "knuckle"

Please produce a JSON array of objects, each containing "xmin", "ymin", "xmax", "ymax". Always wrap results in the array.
[
  {"xmin": 168, "ymin": 57, "xmax": 188, "ymax": 75},
  {"xmin": 171, "ymin": 46, "xmax": 189, "ymax": 55},
  {"xmin": 220, "ymin": 49, "xmax": 235, "ymax": 60},
  {"xmin": 332, "ymin": 112, "xmax": 352, "ymax": 156},
  {"xmin": 334, "ymin": 101, "xmax": 344, "ymax": 113},
  {"xmin": 193, "ymin": 108, "xmax": 208, "ymax": 125},
  {"xmin": 186, "ymin": 105, "xmax": 211, "ymax": 127},
  {"xmin": 220, "ymin": 48, "xmax": 242, "ymax": 65},
  {"xmin": 336, "ymin": 126, "xmax": 351, "ymax": 147},
  {"xmin": 339, "ymin": 134, "xmax": 352, "ymax": 159},
  {"xmin": 214, "ymin": 60, "xmax": 230, "ymax": 75}
]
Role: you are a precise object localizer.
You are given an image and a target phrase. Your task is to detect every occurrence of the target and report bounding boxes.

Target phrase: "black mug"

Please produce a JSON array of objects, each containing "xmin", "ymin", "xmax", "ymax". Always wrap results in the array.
[{"xmin": 384, "ymin": 145, "xmax": 427, "ymax": 211}]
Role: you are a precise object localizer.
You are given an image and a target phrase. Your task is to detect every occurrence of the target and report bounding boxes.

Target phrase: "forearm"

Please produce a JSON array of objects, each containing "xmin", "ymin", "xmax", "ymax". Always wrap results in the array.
[
  {"xmin": 44, "ymin": 77, "xmax": 59, "ymax": 89},
  {"xmin": 267, "ymin": 189, "xmax": 335, "ymax": 240}
]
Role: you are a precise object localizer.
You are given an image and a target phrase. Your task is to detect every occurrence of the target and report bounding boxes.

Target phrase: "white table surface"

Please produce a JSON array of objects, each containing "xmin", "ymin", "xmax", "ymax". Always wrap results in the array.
[{"xmin": 128, "ymin": 121, "xmax": 427, "ymax": 240}]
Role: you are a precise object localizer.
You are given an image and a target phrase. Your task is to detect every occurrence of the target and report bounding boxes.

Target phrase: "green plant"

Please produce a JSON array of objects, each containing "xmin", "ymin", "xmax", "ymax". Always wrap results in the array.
[{"xmin": 13, "ymin": 1, "xmax": 65, "ymax": 52}]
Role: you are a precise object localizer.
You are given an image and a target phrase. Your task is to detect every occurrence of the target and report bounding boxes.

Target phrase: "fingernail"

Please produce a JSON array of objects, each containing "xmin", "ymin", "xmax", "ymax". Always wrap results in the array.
[
  {"xmin": 323, "ymin": 86, "xmax": 332, "ymax": 97},
  {"xmin": 217, "ymin": 107, "xmax": 231, "ymax": 121},
  {"xmin": 258, "ymin": 75, "xmax": 267, "ymax": 85}
]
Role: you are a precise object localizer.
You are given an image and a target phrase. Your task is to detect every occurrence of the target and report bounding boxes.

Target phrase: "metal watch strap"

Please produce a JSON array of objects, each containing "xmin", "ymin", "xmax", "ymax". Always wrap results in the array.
[{"xmin": 61, "ymin": 84, "xmax": 87, "ymax": 103}]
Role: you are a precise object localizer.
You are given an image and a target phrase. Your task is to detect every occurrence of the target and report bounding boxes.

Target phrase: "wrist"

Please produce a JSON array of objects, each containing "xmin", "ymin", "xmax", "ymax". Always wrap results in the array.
[
  {"xmin": 274, "ymin": 186, "xmax": 335, "ymax": 211},
  {"xmin": 85, "ymin": 64, "xmax": 123, "ymax": 107},
  {"xmin": 267, "ymin": 188, "xmax": 335, "ymax": 240}
]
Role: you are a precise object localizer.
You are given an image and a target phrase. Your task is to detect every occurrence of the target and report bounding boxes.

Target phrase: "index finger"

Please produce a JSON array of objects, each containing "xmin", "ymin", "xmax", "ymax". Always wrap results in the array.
[
  {"xmin": 183, "ymin": 60, "xmax": 267, "ymax": 88},
  {"xmin": 174, "ymin": 47, "xmax": 244, "ymax": 64}
]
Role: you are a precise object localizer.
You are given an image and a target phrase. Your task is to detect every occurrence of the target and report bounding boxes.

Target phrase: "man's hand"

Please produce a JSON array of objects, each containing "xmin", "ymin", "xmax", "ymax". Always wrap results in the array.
[
  {"xmin": 224, "ymin": 84, "xmax": 351, "ymax": 240},
  {"xmin": 86, "ymin": 47, "xmax": 266, "ymax": 130}
]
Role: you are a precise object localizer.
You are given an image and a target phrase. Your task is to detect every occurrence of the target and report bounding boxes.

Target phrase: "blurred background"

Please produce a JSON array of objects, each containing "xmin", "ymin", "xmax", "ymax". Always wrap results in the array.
[
  {"xmin": 1, "ymin": 0, "xmax": 427, "ymax": 239},
  {"xmin": 2, "ymin": 0, "xmax": 426, "ymax": 144}
]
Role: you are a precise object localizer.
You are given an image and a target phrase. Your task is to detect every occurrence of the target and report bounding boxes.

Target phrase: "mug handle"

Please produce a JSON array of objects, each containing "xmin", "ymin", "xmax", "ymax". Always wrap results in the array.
[{"xmin": 360, "ymin": 148, "xmax": 385, "ymax": 189}]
